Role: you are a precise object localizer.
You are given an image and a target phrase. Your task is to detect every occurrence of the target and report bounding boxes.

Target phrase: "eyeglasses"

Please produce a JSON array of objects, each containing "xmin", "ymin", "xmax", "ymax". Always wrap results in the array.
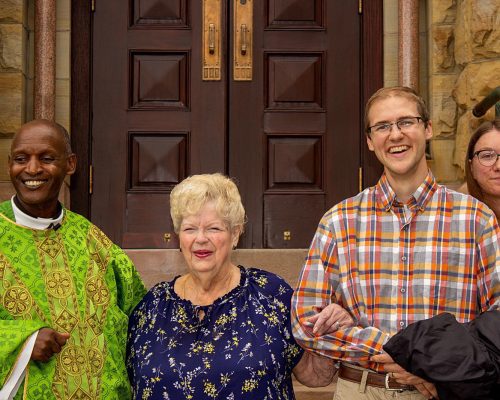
[
  {"xmin": 473, "ymin": 149, "xmax": 500, "ymax": 167},
  {"xmin": 367, "ymin": 116, "xmax": 424, "ymax": 135}
]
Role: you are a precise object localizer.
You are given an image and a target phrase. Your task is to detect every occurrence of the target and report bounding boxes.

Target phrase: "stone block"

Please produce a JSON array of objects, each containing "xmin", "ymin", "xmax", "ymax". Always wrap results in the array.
[
  {"xmin": 383, "ymin": 0, "xmax": 398, "ymax": 34},
  {"xmin": 56, "ymin": 0, "xmax": 70, "ymax": 31},
  {"xmin": 431, "ymin": 25, "xmax": 455, "ymax": 72},
  {"xmin": 455, "ymin": 0, "xmax": 500, "ymax": 64},
  {"xmin": 429, "ymin": 0, "xmax": 456, "ymax": 24},
  {"xmin": 383, "ymin": 33, "xmax": 398, "ymax": 86},
  {"xmin": 56, "ymin": 30, "xmax": 70, "ymax": 79},
  {"xmin": 0, "ymin": 0, "xmax": 24, "ymax": 24},
  {"xmin": 453, "ymin": 60, "xmax": 500, "ymax": 109},
  {"xmin": 0, "ymin": 72, "xmax": 23, "ymax": 135},
  {"xmin": 430, "ymin": 138, "xmax": 460, "ymax": 182},
  {"xmin": 0, "ymin": 23, "xmax": 23, "ymax": 71},
  {"xmin": 55, "ymin": 78, "xmax": 70, "ymax": 130},
  {"xmin": 470, "ymin": 0, "xmax": 500, "ymax": 59},
  {"xmin": 0, "ymin": 138, "xmax": 12, "ymax": 180},
  {"xmin": 429, "ymin": 74, "xmax": 457, "ymax": 137}
]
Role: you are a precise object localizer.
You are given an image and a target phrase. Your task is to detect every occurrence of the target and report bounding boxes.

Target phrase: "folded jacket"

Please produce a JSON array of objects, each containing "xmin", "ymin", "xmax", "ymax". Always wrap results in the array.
[{"xmin": 383, "ymin": 311, "xmax": 500, "ymax": 400}]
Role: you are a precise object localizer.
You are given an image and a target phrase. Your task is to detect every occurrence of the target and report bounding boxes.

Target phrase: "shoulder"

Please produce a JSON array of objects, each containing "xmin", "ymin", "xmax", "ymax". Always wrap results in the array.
[
  {"xmin": 131, "ymin": 280, "xmax": 172, "ymax": 314},
  {"xmin": 244, "ymin": 267, "xmax": 293, "ymax": 298},
  {"xmin": 436, "ymin": 185, "xmax": 496, "ymax": 221},
  {"xmin": 319, "ymin": 187, "xmax": 374, "ymax": 226}
]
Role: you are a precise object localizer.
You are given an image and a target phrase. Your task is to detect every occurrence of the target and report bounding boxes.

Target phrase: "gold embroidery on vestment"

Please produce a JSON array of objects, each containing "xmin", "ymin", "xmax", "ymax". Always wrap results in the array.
[{"xmin": 3, "ymin": 285, "xmax": 32, "ymax": 316}]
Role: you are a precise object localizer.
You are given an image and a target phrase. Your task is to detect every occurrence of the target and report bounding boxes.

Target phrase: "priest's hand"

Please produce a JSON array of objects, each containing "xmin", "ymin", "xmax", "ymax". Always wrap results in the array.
[{"xmin": 31, "ymin": 328, "xmax": 71, "ymax": 362}]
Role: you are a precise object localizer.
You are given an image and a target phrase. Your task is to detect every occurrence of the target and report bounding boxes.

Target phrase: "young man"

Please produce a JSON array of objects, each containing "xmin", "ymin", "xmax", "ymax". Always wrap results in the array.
[
  {"xmin": 0, "ymin": 120, "xmax": 147, "ymax": 399},
  {"xmin": 292, "ymin": 87, "xmax": 500, "ymax": 399}
]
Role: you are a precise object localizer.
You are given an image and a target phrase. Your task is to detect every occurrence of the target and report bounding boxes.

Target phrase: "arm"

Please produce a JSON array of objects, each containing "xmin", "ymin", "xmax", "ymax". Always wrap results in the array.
[
  {"xmin": 476, "ymin": 213, "xmax": 500, "ymax": 311},
  {"xmin": 0, "ymin": 319, "xmax": 45, "ymax": 387},
  {"xmin": 291, "ymin": 215, "xmax": 389, "ymax": 365},
  {"xmin": 110, "ymin": 245, "xmax": 147, "ymax": 315},
  {"xmin": 293, "ymin": 350, "xmax": 337, "ymax": 387}
]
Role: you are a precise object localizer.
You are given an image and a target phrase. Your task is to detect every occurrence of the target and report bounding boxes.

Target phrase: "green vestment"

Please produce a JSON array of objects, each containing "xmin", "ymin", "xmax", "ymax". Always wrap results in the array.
[{"xmin": 0, "ymin": 201, "xmax": 147, "ymax": 399}]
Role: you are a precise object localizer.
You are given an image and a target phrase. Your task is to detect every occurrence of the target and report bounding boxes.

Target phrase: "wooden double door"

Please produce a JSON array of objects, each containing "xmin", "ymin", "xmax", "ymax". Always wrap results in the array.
[{"xmin": 79, "ymin": 0, "xmax": 382, "ymax": 249}]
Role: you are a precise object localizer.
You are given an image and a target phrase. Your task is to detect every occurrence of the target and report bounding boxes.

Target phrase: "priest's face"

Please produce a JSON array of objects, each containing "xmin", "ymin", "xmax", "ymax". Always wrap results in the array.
[{"xmin": 8, "ymin": 120, "xmax": 76, "ymax": 218}]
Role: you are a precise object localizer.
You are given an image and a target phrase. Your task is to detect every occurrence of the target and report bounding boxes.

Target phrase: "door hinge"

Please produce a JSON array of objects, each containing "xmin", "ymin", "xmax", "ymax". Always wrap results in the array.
[
  {"xmin": 358, "ymin": 0, "xmax": 362, "ymax": 14},
  {"xmin": 91, "ymin": 0, "xmax": 95, "ymax": 12},
  {"xmin": 89, "ymin": 165, "xmax": 93, "ymax": 194},
  {"xmin": 358, "ymin": 167, "xmax": 363, "ymax": 192}
]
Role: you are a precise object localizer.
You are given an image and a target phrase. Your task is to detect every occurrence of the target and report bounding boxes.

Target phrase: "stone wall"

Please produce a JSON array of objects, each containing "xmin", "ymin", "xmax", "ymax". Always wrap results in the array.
[
  {"xmin": 0, "ymin": 0, "xmax": 26, "ymax": 199},
  {"xmin": 0, "ymin": 0, "xmax": 70, "ymax": 202},
  {"xmin": 428, "ymin": 0, "xmax": 499, "ymax": 183}
]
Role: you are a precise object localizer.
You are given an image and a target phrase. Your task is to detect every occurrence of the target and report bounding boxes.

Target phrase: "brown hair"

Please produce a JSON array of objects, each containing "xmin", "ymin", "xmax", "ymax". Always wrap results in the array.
[
  {"xmin": 364, "ymin": 86, "xmax": 430, "ymax": 134},
  {"xmin": 465, "ymin": 118, "xmax": 500, "ymax": 202}
]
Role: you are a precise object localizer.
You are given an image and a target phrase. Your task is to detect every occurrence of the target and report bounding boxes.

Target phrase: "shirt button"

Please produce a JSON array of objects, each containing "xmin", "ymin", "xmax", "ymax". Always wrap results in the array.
[
  {"xmin": 401, "ymin": 256, "xmax": 407, "ymax": 261},
  {"xmin": 400, "ymin": 288, "xmax": 406, "ymax": 293},
  {"xmin": 399, "ymin": 321, "xmax": 405, "ymax": 327}
]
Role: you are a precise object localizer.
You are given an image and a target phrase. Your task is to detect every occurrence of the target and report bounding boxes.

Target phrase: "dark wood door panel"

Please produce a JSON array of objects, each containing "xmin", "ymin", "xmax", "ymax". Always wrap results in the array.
[
  {"xmin": 81, "ymin": 0, "xmax": 382, "ymax": 249},
  {"xmin": 92, "ymin": 0, "xmax": 226, "ymax": 247},
  {"xmin": 231, "ymin": 0, "xmax": 361, "ymax": 248},
  {"xmin": 264, "ymin": 194, "xmax": 325, "ymax": 248}
]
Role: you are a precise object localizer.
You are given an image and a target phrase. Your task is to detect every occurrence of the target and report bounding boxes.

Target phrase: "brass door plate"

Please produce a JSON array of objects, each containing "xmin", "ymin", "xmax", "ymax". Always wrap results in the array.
[
  {"xmin": 203, "ymin": 0, "xmax": 222, "ymax": 80},
  {"xmin": 233, "ymin": 0, "xmax": 253, "ymax": 81}
]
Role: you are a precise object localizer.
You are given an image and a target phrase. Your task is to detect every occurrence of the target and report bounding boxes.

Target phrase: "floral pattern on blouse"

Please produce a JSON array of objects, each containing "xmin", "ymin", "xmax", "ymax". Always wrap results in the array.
[{"xmin": 126, "ymin": 266, "xmax": 303, "ymax": 400}]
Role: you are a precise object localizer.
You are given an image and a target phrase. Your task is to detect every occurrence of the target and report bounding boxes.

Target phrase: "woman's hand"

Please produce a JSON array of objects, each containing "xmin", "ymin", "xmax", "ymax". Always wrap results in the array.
[{"xmin": 308, "ymin": 304, "xmax": 354, "ymax": 335}]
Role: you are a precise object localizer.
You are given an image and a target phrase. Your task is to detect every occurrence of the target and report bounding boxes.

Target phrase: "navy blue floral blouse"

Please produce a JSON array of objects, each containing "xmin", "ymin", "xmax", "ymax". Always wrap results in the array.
[{"xmin": 126, "ymin": 266, "xmax": 303, "ymax": 400}]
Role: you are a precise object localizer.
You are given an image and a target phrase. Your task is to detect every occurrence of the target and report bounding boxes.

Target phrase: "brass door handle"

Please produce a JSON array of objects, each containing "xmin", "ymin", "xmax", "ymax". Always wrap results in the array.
[
  {"xmin": 202, "ymin": 0, "xmax": 221, "ymax": 81},
  {"xmin": 240, "ymin": 24, "xmax": 247, "ymax": 55},
  {"xmin": 208, "ymin": 23, "xmax": 216, "ymax": 54},
  {"xmin": 233, "ymin": 0, "xmax": 253, "ymax": 81}
]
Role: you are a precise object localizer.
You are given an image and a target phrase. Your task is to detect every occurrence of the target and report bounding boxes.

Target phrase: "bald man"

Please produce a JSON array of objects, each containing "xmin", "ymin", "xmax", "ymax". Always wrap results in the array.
[{"xmin": 0, "ymin": 120, "xmax": 146, "ymax": 399}]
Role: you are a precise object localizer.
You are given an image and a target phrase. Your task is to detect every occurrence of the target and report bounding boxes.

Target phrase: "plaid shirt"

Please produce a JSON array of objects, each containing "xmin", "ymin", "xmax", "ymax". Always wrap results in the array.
[{"xmin": 292, "ymin": 171, "xmax": 500, "ymax": 369}]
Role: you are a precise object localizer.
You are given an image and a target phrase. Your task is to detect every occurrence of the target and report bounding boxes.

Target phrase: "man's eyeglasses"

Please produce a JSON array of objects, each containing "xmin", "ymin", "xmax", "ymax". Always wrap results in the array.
[
  {"xmin": 473, "ymin": 149, "xmax": 500, "ymax": 167},
  {"xmin": 367, "ymin": 116, "xmax": 424, "ymax": 135}
]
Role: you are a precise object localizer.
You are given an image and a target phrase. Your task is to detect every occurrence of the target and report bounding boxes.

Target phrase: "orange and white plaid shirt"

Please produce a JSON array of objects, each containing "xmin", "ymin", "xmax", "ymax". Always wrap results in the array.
[{"xmin": 292, "ymin": 171, "xmax": 500, "ymax": 370}]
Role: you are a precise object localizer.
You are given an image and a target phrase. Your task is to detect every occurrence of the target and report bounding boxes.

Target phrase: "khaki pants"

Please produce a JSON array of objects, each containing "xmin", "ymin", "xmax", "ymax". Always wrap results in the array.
[{"xmin": 333, "ymin": 377, "xmax": 428, "ymax": 400}]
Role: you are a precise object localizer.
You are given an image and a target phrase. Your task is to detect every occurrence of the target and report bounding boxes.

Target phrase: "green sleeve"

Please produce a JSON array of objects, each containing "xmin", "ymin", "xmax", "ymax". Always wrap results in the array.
[
  {"xmin": 110, "ymin": 245, "xmax": 147, "ymax": 316},
  {"xmin": 0, "ymin": 318, "xmax": 45, "ymax": 386}
]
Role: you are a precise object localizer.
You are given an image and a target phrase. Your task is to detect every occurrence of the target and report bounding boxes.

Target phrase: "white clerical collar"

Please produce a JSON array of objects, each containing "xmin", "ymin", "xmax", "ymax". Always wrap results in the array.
[{"xmin": 11, "ymin": 196, "xmax": 64, "ymax": 230}]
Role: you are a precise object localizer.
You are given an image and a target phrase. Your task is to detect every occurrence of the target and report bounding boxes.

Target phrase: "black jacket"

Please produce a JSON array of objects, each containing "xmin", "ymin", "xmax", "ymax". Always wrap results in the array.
[{"xmin": 383, "ymin": 312, "xmax": 500, "ymax": 400}]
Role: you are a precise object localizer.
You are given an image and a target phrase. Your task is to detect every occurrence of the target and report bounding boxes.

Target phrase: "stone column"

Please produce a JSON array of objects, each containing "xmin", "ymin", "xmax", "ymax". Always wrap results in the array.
[
  {"xmin": 34, "ymin": 0, "xmax": 56, "ymax": 120},
  {"xmin": 398, "ymin": 0, "xmax": 419, "ymax": 90}
]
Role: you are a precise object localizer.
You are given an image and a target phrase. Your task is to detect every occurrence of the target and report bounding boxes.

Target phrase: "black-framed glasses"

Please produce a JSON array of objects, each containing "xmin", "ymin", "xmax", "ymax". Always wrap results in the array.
[
  {"xmin": 367, "ymin": 116, "xmax": 424, "ymax": 135},
  {"xmin": 473, "ymin": 149, "xmax": 500, "ymax": 167}
]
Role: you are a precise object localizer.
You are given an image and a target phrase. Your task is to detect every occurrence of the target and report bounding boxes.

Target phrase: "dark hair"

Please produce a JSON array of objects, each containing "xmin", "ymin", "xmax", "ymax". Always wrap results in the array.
[
  {"xmin": 364, "ymin": 86, "xmax": 430, "ymax": 134},
  {"xmin": 465, "ymin": 118, "xmax": 500, "ymax": 202}
]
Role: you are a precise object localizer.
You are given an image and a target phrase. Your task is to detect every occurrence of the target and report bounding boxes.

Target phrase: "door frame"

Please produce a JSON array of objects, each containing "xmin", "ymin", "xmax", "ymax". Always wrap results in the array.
[{"xmin": 70, "ymin": 0, "xmax": 383, "ymax": 219}]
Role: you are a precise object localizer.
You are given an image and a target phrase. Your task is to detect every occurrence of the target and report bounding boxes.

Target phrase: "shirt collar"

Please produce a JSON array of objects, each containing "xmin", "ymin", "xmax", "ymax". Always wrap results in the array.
[
  {"xmin": 376, "ymin": 170, "xmax": 438, "ymax": 212},
  {"xmin": 11, "ymin": 196, "xmax": 64, "ymax": 230}
]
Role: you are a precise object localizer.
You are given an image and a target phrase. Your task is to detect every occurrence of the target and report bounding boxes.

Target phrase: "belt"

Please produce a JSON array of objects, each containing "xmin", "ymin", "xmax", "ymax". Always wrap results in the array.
[{"xmin": 338, "ymin": 364, "xmax": 416, "ymax": 392}]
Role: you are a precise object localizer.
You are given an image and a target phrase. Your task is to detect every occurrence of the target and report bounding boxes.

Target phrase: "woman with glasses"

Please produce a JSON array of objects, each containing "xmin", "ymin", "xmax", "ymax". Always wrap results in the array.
[{"xmin": 465, "ymin": 119, "xmax": 500, "ymax": 219}]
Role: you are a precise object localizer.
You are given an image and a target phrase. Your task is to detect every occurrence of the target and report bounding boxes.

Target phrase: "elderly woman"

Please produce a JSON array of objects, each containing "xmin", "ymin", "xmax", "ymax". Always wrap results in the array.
[
  {"xmin": 126, "ymin": 173, "xmax": 350, "ymax": 400},
  {"xmin": 465, "ymin": 119, "xmax": 500, "ymax": 219}
]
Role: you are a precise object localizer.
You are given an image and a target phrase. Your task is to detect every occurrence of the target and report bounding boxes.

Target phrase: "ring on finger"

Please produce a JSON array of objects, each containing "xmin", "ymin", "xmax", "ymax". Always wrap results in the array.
[{"xmin": 334, "ymin": 321, "xmax": 340, "ymax": 330}]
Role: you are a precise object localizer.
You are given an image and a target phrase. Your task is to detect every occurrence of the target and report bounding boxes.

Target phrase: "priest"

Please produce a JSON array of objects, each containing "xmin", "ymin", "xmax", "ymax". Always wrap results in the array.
[{"xmin": 0, "ymin": 119, "xmax": 147, "ymax": 399}]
